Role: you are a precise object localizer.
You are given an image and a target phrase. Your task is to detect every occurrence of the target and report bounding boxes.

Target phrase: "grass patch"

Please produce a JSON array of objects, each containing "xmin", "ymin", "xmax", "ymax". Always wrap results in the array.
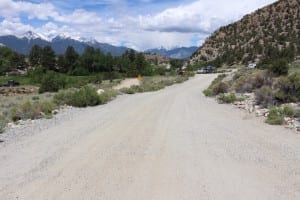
[
  {"xmin": 217, "ymin": 93, "xmax": 237, "ymax": 104},
  {"xmin": 10, "ymin": 101, "xmax": 57, "ymax": 122},
  {"xmin": 266, "ymin": 107, "xmax": 284, "ymax": 125},
  {"xmin": 282, "ymin": 105, "xmax": 296, "ymax": 118}
]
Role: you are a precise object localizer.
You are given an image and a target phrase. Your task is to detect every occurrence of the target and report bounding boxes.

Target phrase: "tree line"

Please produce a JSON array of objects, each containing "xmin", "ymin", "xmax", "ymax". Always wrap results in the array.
[
  {"xmin": 0, "ymin": 44, "xmax": 152, "ymax": 78},
  {"xmin": 28, "ymin": 45, "xmax": 150, "ymax": 77}
]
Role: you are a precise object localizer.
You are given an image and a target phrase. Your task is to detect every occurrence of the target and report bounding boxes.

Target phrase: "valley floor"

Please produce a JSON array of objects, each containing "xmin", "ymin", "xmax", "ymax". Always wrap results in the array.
[{"xmin": 0, "ymin": 74, "xmax": 299, "ymax": 200}]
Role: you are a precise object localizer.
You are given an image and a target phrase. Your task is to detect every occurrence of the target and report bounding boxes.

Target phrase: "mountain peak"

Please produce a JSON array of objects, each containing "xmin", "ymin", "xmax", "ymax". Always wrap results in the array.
[
  {"xmin": 21, "ymin": 31, "xmax": 49, "ymax": 41},
  {"xmin": 78, "ymin": 37, "xmax": 98, "ymax": 44}
]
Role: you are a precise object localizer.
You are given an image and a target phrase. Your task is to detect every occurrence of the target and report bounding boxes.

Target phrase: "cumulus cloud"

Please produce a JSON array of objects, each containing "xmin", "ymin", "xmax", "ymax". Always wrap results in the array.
[
  {"xmin": 0, "ymin": 0, "xmax": 277, "ymax": 50},
  {"xmin": 139, "ymin": 0, "xmax": 277, "ymax": 34}
]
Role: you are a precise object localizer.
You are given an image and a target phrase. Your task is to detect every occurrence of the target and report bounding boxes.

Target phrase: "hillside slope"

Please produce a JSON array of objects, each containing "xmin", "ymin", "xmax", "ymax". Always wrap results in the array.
[{"xmin": 191, "ymin": 0, "xmax": 300, "ymax": 65}]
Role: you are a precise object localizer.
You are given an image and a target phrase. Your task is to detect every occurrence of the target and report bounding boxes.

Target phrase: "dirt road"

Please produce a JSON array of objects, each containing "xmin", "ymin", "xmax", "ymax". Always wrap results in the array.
[{"xmin": 0, "ymin": 74, "xmax": 299, "ymax": 200}]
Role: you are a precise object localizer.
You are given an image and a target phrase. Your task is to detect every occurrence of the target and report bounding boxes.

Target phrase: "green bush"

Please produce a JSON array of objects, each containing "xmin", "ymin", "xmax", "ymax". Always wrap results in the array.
[
  {"xmin": 204, "ymin": 74, "xmax": 228, "ymax": 96},
  {"xmin": 98, "ymin": 90, "xmax": 118, "ymax": 104},
  {"xmin": 39, "ymin": 101, "xmax": 56, "ymax": 116},
  {"xmin": 53, "ymin": 88, "xmax": 75, "ymax": 105},
  {"xmin": 54, "ymin": 87, "xmax": 118, "ymax": 107},
  {"xmin": 255, "ymin": 86, "xmax": 276, "ymax": 108},
  {"xmin": 203, "ymin": 88, "xmax": 214, "ymax": 97},
  {"xmin": 269, "ymin": 58, "xmax": 289, "ymax": 76},
  {"xmin": 69, "ymin": 86, "xmax": 100, "ymax": 107},
  {"xmin": 120, "ymin": 87, "xmax": 136, "ymax": 94},
  {"xmin": 212, "ymin": 81, "xmax": 229, "ymax": 95},
  {"xmin": 39, "ymin": 71, "xmax": 66, "ymax": 93},
  {"xmin": 266, "ymin": 107, "xmax": 284, "ymax": 125},
  {"xmin": 217, "ymin": 93, "xmax": 237, "ymax": 104},
  {"xmin": 276, "ymin": 73, "xmax": 300, "ymax": 103},
  {"xmin": 294, "ymin": 109, "xmax": 300, "ymax": 118},
  {"xmin": 234, "ymin": 70, "xmax": 272, "ymax": 93},
  {"xmin": 283, "ymin": 105, "xmax": 295, "ymax": 117}
]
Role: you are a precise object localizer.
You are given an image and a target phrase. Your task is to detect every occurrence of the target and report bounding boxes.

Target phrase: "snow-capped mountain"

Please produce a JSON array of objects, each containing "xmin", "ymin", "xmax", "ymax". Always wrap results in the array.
[
  {"xmin": 0, "ymin": 31, "xmax": 131, "ymax": 56},
  {"xmin": 20, "ymin": 31, "xmax": 50, "ymax": 41},
  {"xmin": 78, "ymin": 37, "xmax": 98, "ymax": 44}
]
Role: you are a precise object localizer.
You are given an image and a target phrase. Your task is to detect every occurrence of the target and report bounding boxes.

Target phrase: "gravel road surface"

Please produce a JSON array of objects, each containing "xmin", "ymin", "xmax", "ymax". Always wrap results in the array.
[{"xmin": 0, "ymin": 74, "xmax": 299, "ymax": 200}]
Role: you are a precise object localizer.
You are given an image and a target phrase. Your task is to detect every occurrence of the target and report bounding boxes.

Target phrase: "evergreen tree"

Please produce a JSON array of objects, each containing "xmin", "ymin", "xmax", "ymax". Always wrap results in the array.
[
  {"xmin": 41, "ymin": 45, "xmax": 56, "ymax": 71},
  {"xmin": 64, "ymin": 46, "xmax": 79, "ymax": 72},
  {"xmin": 29, "ymin": 45, "xmax": 42, "ymax": 67}
]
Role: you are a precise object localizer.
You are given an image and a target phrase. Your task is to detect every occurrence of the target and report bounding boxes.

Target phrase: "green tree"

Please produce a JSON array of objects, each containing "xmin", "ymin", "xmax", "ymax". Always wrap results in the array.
[
  {"xmin": 29, "ymin": 45, "xmax": 42, "ymax": 67},
  {"xmin": 64, "ymin": 46, "xmax": 79, "ymax": 72},
  {"xmin": 41, "ymin": 45, "xmax": 56, "ymax": 70}
]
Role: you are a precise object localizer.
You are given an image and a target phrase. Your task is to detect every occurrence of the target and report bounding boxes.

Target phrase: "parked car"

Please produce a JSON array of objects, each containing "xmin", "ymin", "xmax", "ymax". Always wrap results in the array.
[
  {"xmin": 197, "ymin": 65, "xmax": 214, "ymax": 74},
  {"xmin": 0, "ymin": 80, "xmax": 20, "ymax": 87}
]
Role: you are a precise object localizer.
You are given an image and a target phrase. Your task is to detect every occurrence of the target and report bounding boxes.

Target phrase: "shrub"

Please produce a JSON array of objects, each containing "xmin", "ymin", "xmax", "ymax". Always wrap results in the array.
[
  {"xmin": 69, "ymin": 86, "xmax": 100, "ymax": 107},
  {"xmin": 11, "ymin": 101, "xmax": 40, "ymax": 121},
  {"xmin": 234, "ymin": 70, "xmax": 273, "ymax": 93},
  {"xmin": 9, "ymin": 101, "xmax": 56, "ymax": 121},
  {"xmin": 39, "ymin": 71, "xmax": 66, "ymax": 93},
  {"xmin": 53, "ymin": 88, "xmax": 75, "ymax": 106},
  {"xmin": 294, "ymin": 109, "xmax": 300, "ymax": 118},
  {"xmin": 203, "ymin": 88, "xmax": 214, "ymax": 97},
  {"xmin": 269, "ymin": 58, "xmax": 289, "ymax": 76},
  {"xmin": 217, "ymin": 93, "xmax": 237, "ymax": 104},
  {"xmin": 54, "ymin": 87, "xmax": 117, "ymax": 107},
  {"xmin": 255, "ymin": 86, "xmax": 276, "ymax": 108},
  {"xmin": 212, "ymin": 81, "xmax": 229, "ymax": 95},
  {"xmin": 276, "ymin": 73, "xmax": 300, "ymax": 103},
  {"xmin": 98, "ymin": 90, "xmax": 118, "ymax": 104},
  {"xmin": 39, "ymin": 101, "xmax": 56, "ymax": 116},
  {"xmin": 282, "ymin": 105, "xmax": 295, "ymax": 117},
  {"xmin": 266, "ymin": 107, "xmax": 284, "ymax": 125},
  {"xmin": 120, "ymin": 87, "xmax": 136, "ymax": 94}
]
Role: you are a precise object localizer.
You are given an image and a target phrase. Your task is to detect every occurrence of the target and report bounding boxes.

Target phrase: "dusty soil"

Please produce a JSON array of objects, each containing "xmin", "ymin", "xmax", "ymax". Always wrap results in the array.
[{"xmin": 0, "ymin": 74, "xmax": 299, "ymax": 200}]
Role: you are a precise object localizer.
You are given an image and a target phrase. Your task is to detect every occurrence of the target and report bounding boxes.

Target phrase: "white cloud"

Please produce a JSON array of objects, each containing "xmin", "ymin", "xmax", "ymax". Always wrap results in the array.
[
  {"xmin": 0, "ymin": 0, "xmax": 59, "ymax": 20},
  {"xmin": 139, "ymin": 0, "xmax": 277, "ymax": 34},
  {"xmin": 0, "ymin": 0, "xmax": 278, "ymax": 50},
  {"xmin": 0, "ymin": 18, "xmax": 34, "ymax": 35}
]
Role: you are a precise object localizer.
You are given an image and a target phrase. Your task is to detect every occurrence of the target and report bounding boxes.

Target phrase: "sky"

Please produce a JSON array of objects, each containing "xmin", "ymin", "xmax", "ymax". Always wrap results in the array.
[{"xmin": 0, "ymin": 0, "xmax": 278, "ymax": 50}]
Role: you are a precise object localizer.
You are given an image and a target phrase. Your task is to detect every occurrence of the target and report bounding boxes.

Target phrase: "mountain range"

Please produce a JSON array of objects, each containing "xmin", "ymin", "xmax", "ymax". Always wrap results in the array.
[
  {"xmin": 191, "ymin": 0, "xmax": 300, "ymax": 65},
  {"xmin": 0, "ymin": 31, "xmax": 197, "ymax": 59},
  {"xmin": 0, "ymin": 31, "xmax": 130, "ymax": 56},
  {"xmin": 145, "ymin": 47, "xmax": 198, "ymax": 59}
]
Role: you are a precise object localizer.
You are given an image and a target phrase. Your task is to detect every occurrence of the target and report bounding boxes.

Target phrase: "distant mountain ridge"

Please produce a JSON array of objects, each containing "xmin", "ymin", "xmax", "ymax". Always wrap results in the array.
[
  {"xmin": 0, "ymin": 31, "xmax": 131, "ymax": 56},
  {"xmin": 191, "ymin": 0, "xmax": 300, "ymax": 65},
  {"xmin": 145, "ymin": 46, "xmax": 198, "ymax": 59}
]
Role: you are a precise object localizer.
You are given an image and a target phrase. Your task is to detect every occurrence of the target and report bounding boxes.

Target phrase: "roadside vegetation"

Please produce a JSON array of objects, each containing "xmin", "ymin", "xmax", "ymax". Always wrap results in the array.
[
  {"xmin": 120, "ymin": 76, "xmax": 189, "ymax": 94},
  {"xmin": 202, "ymin": 58, "xmax": 300, "ymax": 127}
]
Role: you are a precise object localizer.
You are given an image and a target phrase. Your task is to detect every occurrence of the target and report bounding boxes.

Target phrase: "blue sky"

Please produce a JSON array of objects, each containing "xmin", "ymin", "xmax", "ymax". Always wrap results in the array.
[{"xmin": 0, "ymin": 0, "xmax": 277, "ymax": 50}]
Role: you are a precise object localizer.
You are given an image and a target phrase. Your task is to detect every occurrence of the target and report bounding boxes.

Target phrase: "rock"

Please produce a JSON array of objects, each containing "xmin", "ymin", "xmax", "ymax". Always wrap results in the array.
[
  {"xmin": 7, "ymin": 123, "xmax": 15, "ymax": 128},
  {"xmin": 97, "ymin": 89, "xmax": 105, "ymax": 95},
  {"xmin": 52, "ymin": 109, "xmax": 59, "ymax": 115},
  {"xmin": 293, "ymin": 121, "xmax": 300, "ymax": 131}
]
